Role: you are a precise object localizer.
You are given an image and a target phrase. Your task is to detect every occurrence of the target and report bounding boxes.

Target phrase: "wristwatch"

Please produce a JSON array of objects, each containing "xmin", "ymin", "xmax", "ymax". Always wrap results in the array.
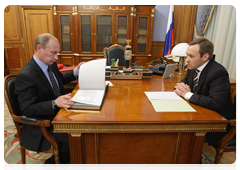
[{"xmin": 52, "ymin": 100, "xmax": 58, "ymax": 109}]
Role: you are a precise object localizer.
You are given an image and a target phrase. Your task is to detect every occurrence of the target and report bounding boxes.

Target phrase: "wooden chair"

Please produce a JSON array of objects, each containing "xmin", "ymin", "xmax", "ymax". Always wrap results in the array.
[
  {"xmin": 213, "ymin": 87, "xmax": 236, "ymax": 164},
  {"xmin": 4, "ymin": 74, "xmax": 60, "ymax": 164},
  {"xmin": 103, "ymin": 44, "xmax": 125, "ymax": 66}
]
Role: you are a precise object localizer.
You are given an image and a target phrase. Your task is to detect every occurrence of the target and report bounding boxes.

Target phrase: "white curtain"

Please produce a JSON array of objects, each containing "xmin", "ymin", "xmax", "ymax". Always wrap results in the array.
[{"xmin": 204, "ymin": 5, "xmax": 236, "ymax": 79}]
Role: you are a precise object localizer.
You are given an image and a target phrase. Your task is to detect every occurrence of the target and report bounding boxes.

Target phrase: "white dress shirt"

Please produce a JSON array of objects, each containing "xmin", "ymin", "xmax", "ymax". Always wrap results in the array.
[{"xmin": 184, "ymin": 60, "xmax": 209, "ymax": 100}]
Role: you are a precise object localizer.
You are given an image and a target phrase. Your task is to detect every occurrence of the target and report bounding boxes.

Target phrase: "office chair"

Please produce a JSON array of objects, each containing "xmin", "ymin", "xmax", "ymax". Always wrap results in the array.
[
  {"xmin": 4, "ymin": 74, "xmax": 60, "ymax": 164},
  {"xmin": 213, "ymin": 87, "xmax": 236, "ymax": 164},
  {"xmin": 103, "ymin": 44, "xmax": 125, "ymax": 66}
]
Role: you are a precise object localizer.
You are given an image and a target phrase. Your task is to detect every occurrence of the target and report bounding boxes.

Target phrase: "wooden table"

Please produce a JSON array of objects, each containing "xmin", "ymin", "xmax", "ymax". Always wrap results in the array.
[{"xmin": 52, "ymin": 74, "xmax": 229, "ymax": 164}]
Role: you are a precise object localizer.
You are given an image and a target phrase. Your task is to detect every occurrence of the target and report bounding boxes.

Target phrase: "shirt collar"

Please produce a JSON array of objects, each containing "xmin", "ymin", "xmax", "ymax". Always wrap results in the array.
[
  {"xmin": 197, "ymin": 60, "xmax": 210, "ymax": 72},
  {"xmin": 33, "ymin": 55, "xmax": 48, "ymax": 73}
]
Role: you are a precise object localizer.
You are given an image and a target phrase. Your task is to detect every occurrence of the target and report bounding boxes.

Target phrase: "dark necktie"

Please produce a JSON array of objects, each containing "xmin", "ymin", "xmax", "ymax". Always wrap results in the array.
[
  {"xmin": 48, "ymin": 65, "xmax": 61, "ymax": 97},
  {"xmin": 193, "ymin": 69, "xmax": 199, "ymax": 93}
]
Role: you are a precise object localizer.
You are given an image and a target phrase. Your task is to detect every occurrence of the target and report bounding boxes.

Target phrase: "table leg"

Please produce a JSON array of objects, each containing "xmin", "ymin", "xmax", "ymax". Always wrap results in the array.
[
  {"xmin": 69, "ymin": 133, "xmax": 83, "ymax": 164},
  {"xmin": 188, "ymin": 132, "xmax": 206, "ymax": 163}
]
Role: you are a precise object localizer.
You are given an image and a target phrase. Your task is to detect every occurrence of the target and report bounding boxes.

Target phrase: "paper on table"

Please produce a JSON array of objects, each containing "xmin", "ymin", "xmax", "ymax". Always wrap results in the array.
[
  {"xmin": 106, "ymin": 81, "xmax": 113, "ymax": 86},
  {"xmin": 145, "ymin": 92, "xmax": 196, "ymax": 112}
]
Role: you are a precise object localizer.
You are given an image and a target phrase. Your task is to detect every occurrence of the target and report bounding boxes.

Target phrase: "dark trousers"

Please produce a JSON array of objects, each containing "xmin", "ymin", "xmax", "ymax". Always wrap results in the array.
[{"xmin": 50, "ymin": 128, "xmax": 70, "ymax": 164}]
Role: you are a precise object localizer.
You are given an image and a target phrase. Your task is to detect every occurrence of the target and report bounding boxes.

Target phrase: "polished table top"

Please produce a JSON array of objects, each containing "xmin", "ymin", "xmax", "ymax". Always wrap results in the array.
[{"xmin": 52, "ymin": 74, "xmax": 228, "ymax": 127}]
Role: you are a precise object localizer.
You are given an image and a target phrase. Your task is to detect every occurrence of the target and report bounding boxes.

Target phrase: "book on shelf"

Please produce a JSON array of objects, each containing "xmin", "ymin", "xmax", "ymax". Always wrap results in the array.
[
  {"xmin": 70, "ymin": 58, "xmax": 109, "ymax": 110},
  {"xmin": 118, "ymin": 16, "xmax": 127, "ymax": 25}
]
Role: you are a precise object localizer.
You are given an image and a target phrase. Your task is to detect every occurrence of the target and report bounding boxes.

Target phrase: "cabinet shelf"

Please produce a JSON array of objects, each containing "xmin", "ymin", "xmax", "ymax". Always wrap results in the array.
[
  {"xmin": 97, "ymin": 32, "xmax": 111, "ymax": 35},
  {"xmin": 97, "ymin": 42, "xmax": 112, "ymax": 44},
  {"xmin": 97, "ymin": 23, "xmax": 111, "ymax": 26}
]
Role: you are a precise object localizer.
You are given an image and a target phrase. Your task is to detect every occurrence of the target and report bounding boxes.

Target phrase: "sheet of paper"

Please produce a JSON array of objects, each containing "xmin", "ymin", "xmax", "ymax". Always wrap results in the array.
[
  {"xmin": 145, "ymin": 91, "xmax": 196, "ymax": 112},
  {"xmin": 148, "ymin": 99, "xmax": 196, "ymax": 112},
  {"xmin": 145, "ymin": 92, "xmax": 182, "ymax": 100},
  {"xmin": 71, "ymin": 90, "xmax": 105, "ymax": 106},
  {"xmin": 79, "ymin": 59, "xmax": 106, "ymax": 90},
  {"xmin": 106, "ymin": 81, "xmax": 113, "ymax": 86}
]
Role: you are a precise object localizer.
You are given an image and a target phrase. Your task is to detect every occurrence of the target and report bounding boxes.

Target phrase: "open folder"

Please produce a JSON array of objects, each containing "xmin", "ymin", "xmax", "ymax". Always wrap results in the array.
[{"xmin": 70, "ymin": 59, "xmax": 108, "ymax": 110}]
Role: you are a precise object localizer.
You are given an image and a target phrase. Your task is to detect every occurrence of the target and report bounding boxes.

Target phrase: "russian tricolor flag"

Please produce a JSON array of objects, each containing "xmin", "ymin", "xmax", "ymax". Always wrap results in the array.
[{"xmin": 163, "ymin": 5, "xmax": 174, "ymax": 57}]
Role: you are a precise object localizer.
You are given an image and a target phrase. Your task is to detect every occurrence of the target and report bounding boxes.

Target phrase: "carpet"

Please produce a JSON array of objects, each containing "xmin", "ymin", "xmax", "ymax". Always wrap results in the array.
[
  {"xmin": 4, "ymin": 101, "xmax": 213, "ymax": 164},
  {"xmin": 4, "ymin": 104, "xmax": 51, "ymax": 170}
]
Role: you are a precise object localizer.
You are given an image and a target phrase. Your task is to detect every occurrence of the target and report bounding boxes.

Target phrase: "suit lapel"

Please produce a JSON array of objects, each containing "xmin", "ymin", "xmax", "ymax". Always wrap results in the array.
[
  {"xmin": 29, "ymin": 58, "xmax": 56, "ymax": 97},
  {"xmin": 196, "ymin": 59, "xmax": 212, "ymax": 93}
]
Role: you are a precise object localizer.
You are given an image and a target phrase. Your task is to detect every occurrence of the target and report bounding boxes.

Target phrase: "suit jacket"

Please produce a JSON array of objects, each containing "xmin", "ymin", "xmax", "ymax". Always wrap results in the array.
[
  {"xmin": 15, "ymin": 58, "xmax": 77, "ymax": 151},
  {"xmin": 181, "ymin": 59, "xmax": 235, "ymax": 145}
]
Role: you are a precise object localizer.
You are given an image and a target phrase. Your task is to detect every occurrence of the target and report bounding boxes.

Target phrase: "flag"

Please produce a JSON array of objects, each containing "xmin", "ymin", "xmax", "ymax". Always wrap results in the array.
[{"xmin": 163, "ymin": 5, "xmax": 174, "ymax": 57}]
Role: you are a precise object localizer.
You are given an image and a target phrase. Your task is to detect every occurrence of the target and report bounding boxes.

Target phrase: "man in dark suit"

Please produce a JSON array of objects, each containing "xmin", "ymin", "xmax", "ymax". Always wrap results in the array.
[
  {"xmin": 15, "ymin": 33, "xmax": 85, "ymax": 163},
  {"xmin": 174, "ymin": 38, "xmax": 235, "ymax": 146}
]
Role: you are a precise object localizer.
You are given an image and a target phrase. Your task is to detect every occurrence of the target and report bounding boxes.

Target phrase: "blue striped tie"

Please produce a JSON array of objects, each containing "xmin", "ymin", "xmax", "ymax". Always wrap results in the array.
[
  {"xmin": 193, "ymin": 69, "xmax": 199, "ymax": 93},
  {"xmin": 48, "ymin": 65, "xmax": 61, "ymax": 97}
]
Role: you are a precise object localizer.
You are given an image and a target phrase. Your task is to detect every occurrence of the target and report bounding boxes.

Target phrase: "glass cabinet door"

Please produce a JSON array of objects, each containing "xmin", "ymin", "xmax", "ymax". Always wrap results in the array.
[
  {"xmin": 96, "ymin": 15, "xmax": 112, "ymax": 52},
  {"xmin": 117, "ymin": 15, "xmax": 128, "ymax": 47},
  {"xmin": 137, "ymin": 16, "xmax": 148, "ymax": 53},
  {"xmin": 60, "ymin": 15, "xmax": 71, "ymax": 51},
  {"xmin": 81, "ymin": 15, "xmax": 91, "ymax": 52}
]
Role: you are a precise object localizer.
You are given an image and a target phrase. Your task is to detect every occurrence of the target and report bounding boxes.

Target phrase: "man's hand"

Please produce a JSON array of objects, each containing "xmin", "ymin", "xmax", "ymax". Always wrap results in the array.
[
  {"xmin": 55, "ymin": 93, "xmax": 74, "ymax": 108},
  {"xmin": 77, "ymin": 62, "xmax": 86, "ymax": 70},
  {"xmin": 174, "ymin": 82, "xmax": 191, "ymax": 98}
]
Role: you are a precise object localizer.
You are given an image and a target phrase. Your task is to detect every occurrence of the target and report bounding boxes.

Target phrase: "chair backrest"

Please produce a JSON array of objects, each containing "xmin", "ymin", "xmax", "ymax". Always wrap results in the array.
[
  {"xmin": 231, "ymin": 86, "xmax": 238, "ymax": 115},
  {"xmin": 233, "ymin": 91, "xmax": 238, "ymax": 115},
  {"xmin": 4, "ymin": 75, "xmax": 22, "ymax": 117},
  {"xmin": 103, "ymin": 44, "xmax": 125, "ymax": 66}
]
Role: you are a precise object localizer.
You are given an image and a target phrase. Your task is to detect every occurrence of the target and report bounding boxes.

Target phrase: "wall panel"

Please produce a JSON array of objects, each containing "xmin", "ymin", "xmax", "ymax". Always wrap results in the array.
[
  {"xmin": 24, "ymin": 8, "xmax": 54, "ymax": 58},
  {"xmin": 4, "ymin": 44, "xmax": 25, "ymax": 74},
  {"xmin": 4, "ymin": 5, "xmax": 22, "ymax": 42},
  {"xmin": 151, "ymin": 41, "xmax": 165, "ymax": 60}
]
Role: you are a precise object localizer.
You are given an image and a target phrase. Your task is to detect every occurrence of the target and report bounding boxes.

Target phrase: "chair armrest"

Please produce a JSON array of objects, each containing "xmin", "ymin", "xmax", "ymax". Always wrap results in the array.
[
  {"xmin": 216, "ymin": 119, "xmax": 236, "ymax": 149},
  {"xmin": 11, "ymin": 114, "xmax": 51, "ymax": 127},
  {"xmin": 19, "ymin": 115, "xmax": 39, "ymax": 124}
]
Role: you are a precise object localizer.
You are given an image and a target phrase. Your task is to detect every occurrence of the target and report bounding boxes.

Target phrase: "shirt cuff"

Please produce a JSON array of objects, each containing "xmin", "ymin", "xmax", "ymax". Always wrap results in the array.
[
  {"xmin": 73, "ymin": 67, "xmax": 79, "ymax": 77},
  {"xmin": 184, "ymin": 92, "xmax": 194, "ymax": 100}
]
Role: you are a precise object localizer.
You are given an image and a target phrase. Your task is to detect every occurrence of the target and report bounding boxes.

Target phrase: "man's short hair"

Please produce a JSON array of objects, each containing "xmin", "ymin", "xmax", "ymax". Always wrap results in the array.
[
  {"xmin": 188, "ymin": 38, "xmax": 214, "ymax": 59},
  {"xmin": 34, "ymin": 33, "xmax": 59, "ymax": 51}
]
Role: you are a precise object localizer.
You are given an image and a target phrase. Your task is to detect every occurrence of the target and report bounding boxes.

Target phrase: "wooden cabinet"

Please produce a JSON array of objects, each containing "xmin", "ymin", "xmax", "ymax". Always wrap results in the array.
[
  {"xmin": 77, "ymin": 5, "xmax": 135, "ymax": 62},
  {"xmin": 53, "ymin": 5, "xmax": 78, "ymax": 65},
  {"xmin": 53, "ymin": 5, "xmax": 155, "ymax": 66},
  {"xmin": 132, "ymin": 6, "xmax": 155, "ymax": 66}
]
